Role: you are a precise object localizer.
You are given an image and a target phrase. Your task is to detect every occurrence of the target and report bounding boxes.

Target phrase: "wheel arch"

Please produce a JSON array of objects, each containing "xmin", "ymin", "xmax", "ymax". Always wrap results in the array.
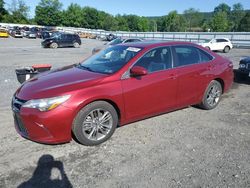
[
  {"xmin": 75, "ymin": 98, "xmax": 122, "ymax": 125},
  {"xmin": 214, "ymin": 78, "xmax": 225, "ymax": 93}
]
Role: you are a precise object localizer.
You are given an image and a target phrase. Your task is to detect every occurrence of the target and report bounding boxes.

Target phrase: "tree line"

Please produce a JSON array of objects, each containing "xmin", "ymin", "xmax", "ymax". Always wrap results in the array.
[{"xmin": 0, "ymin": 0, "xmax": 250, "ymax": 32}]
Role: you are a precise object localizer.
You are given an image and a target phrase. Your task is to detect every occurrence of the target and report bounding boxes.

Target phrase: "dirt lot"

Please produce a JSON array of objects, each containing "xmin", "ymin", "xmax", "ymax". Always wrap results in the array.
[{"xmin": 0, "ymin": 38, "xmax": 250, "ymax": 188}]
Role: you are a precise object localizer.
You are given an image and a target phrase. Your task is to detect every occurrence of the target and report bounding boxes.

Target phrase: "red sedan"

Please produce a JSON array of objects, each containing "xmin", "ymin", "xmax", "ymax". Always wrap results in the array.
[{"xmin": 12, "ymin": 41, "xmax": 234, "ymax": 146}]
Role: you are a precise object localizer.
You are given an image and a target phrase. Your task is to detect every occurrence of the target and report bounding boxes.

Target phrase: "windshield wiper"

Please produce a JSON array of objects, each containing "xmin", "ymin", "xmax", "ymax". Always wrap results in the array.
[{"xmin": 76, "ymin": 64, "xmax": 94, "ymax": 72}]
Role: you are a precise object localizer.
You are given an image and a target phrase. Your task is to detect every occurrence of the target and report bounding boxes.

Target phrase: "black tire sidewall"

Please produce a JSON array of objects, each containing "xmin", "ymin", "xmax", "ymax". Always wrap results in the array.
[
  {"xmin": 224, "ymin": 46, "xmax": 230, "ymax": 53},
  {"xmin": 50, "ymin": 42, "xmax": 58, "ymax": 49},
  {"xmin": 72, "ymin": 101, "xmax": 118, "ymax": 146},
  {"xmin": 201, "ymin": 80, "xmax": 222, "ymax": 110},
  {"xmin": 73, "ymin": 42, "xmax": 80, "ymax": 48}
]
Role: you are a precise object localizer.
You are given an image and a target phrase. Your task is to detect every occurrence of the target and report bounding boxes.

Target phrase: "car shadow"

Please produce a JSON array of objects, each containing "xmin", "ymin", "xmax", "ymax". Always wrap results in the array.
[
  {"xmin": 17, "ymin": 154, "xmax": 73, "ymax": 188},
  {"xmin": 233, "ymin": 69, "xmax": 250, "ymax": 85}
]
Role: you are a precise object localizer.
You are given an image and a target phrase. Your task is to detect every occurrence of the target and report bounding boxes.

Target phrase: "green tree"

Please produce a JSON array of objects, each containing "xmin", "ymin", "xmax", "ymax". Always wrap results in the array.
[
  {"xmin": 62, "ymin": 3, "xmax": 84, "ymax": 27},
  {"xmin": 231, "ymin": 3, "xmax": 245, "ymax": 31},
  {"xmin": 161, "ymin": 11, "xmax": 186, "ymax": 32},
  {"xmin": 98, "ymin": 11, "xmax": 117, "ymax": 31},
  {"xmin": 35, "ymin": 0, "xmax": 63, "ymax": 26},
  {"xmin": 81, "ymin": 7, "xmax": 99, "ymax": 29},
  {"xmin": 183, "ymin": 8, "xmax": 202, "ymax": 31},
  {"xmin": 0, "ymin": 0, "xmax": 8, "ymax": 21},
  {"xmin": 211, "ymin": 11, "xmax": 229, "ymax": 32},
  {"xmin": 4, "ymin": 0, "xmax": 29, "ymax": 24},
  {"xmin": 214, "ymin": 3, "xmax": 231, "ymax": 15},
  {"xmin": 238, "ymin": 12, "xmax": 250, "ymax": 32},
  {"xmin": 115, "ymin": 15, "xmax": 129, "ymax": 31},
  {"xmin": 137, "ymin": 17, "xmax": 149, "ymax": 32}
]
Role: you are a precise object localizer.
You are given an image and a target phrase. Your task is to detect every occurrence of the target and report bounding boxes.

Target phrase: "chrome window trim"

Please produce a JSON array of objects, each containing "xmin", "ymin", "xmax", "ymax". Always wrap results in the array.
[{"xmin": 121, "ymin": 45, "xmax": 174, "ymax": 79}]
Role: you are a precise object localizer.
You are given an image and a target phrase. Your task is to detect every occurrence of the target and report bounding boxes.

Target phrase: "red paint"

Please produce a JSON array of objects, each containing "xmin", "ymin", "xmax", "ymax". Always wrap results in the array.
[{"xmin": 13, "ymin": 41, "xmax": 234, "ymax": 144}]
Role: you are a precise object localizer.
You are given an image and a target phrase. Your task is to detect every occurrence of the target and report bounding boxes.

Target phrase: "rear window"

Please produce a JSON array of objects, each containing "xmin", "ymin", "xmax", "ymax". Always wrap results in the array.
[
  {"xmin": 173, "ymin": 45, "xmax": 213, "ymax": 67},
  {"xmin": 216, "ymin": 39, "xmax": 228, "ymax": 42}
]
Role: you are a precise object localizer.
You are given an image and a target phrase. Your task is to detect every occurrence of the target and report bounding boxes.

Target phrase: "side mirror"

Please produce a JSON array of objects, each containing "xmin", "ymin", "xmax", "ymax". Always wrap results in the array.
[{"xmin": 130, "ymin": 66, "xmax": 148, "ymax": 77}]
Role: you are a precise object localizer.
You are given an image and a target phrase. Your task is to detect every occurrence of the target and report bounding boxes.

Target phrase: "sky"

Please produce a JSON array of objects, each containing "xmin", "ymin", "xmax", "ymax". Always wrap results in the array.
[{"xmin": 4, "ymin": 0, "xmax": 250, "ymax": 18}]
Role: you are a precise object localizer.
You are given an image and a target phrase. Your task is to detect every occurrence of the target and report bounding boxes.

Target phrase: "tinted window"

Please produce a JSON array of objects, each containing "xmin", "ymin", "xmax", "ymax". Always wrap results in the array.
[
  {"xmin": 216, "ymin": 39, "xmax": 228, "ymax": 42},
  {"xmin": 125, "ymin": 39, "xmax": 141, "ymax": 43},
  {"xmin": 198, "ymin": 49, "xmax": 213, "ymax": 62},
  {"xmin": 134, "ymin": 47, "xmax": 172, "ymax": 73},
  {"xmin": 173, "ymin": 46, "xmax": 200, "ymax": 67}
]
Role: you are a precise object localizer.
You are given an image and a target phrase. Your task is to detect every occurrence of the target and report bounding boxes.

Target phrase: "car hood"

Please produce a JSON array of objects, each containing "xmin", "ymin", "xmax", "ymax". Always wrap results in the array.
[
  {"xmin": 16, "ymin": 65, "xmax": 108, "ymax": 100},
  {"xmin": 241, "ymin": 57, "xmax": 250, "ymax": 63}
]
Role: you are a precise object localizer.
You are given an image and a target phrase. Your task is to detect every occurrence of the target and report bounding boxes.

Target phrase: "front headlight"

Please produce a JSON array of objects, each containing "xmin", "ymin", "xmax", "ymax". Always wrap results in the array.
[
  {"xmin": 239, "ymin": 64, "xmax": 246, "ymax": 68},
  {"xmin": 22, "ymin": 95, "xmax": 70, "ymax": 112}
]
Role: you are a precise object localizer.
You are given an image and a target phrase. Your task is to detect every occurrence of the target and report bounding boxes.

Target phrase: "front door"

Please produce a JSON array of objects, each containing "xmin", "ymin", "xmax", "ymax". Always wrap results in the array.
[{"xmin": 122, "ymin": 46, "xmax": 178, "ymax": 121}]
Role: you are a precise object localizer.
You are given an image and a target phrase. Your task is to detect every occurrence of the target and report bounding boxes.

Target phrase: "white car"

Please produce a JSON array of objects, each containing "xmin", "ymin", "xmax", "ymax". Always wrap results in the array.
[{"xmin": 199, "ymin": 38, "xmax": 233, "ymax": 53}]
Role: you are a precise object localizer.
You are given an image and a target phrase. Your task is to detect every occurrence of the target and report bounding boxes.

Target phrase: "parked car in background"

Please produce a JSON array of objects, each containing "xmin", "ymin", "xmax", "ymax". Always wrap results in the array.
[
  {"xmin": 12, "ymin": 41, "xmax": 233, "ymax": 146},
  {"xmin": 26, "ymin": 31, "xmax": 37, "ymax": 39},
  {"xmin": 198, "ymin": 38, "xmax": 233, "ymax": 53},
  {"xmin": 236, "ymin": 57, "xmax": 250, "ymax": 80},
  {"xmin": 106, "ymin": 33, "xmax": 117, "ymax": 41},
  {"xmin": 12, "ymin": 30, "xmax": 23, "ymax": 38},
  {"xmin": 92, "ymin": 37, "xmax": 143, "ymax": 54},
  {"xmin": 0, "ymin": 29, "xmax": 9, "ymax": 38},
  {"xmin": 41, "ymin": 32, "xmax": 81, "ymax": 49}
]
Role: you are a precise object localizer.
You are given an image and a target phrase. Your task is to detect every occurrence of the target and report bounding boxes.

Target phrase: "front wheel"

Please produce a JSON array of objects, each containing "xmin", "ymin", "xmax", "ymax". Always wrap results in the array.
[
  {"xmin": 199, "ymin": 80, "xmax": 222, "ymax": 110},
  {"xmin": 50, "ymin": 42, "xmax": 58, "ymax": 49},
  {"xmin": 223, "ymin": 46, "xmax": 230, "ymax": 53},
  {"xmin": 73, "ymin": 42, "xmax": 80, "ymax": 48},
  {"xmin": 72, "ymin": 101, "xmax": 118, "ymax": 146}
]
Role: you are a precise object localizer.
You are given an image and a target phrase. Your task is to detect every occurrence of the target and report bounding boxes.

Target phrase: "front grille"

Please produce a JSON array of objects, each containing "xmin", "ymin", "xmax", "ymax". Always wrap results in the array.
[
  {"xmin": 14, "ymin": 112, "xmax": 28, "ymax": 136},
  {"xmin": 12, "ymin": 96, "xmax": 28, "ymax": 136},
  {"xmin": 12, "ymin": 96, "xmax": 27, "ymax": 113}
]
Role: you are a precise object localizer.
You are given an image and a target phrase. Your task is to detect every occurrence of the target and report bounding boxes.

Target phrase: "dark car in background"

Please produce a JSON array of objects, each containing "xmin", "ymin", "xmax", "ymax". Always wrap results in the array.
[
  {"xmin": 237, "ymin": 57, "xmax": 250, "ymax": 80},
  {"xmin": 41, "ymin": 32, "xmax": 81, "ymax": 49}
]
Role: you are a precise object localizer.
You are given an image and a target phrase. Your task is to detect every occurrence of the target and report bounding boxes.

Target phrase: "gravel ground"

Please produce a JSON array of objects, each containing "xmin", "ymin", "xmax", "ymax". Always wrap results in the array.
[{"xmin": 0, "ymin": 38, "xmax": 250, "ymax": 188}]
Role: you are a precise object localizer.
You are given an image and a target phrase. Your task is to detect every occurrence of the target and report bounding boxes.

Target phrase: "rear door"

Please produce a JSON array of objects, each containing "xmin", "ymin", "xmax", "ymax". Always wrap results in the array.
[
  {"xmin": 172, "ymin": 45, "xmax": 214, "ymax": 107},
  {"xmin": 122, "ymin": 46, "xmax": 178, "ymax": 121}
]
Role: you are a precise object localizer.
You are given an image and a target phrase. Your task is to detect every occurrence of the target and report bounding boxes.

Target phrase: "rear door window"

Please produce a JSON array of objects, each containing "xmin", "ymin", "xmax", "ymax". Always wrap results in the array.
[
  {"xmin": 173, "ymin": 46, "xmax": 214, "ymax": 67},
  {"xmin": 173, "ymin": 46, "xmax": 200, "ymax": 67}
]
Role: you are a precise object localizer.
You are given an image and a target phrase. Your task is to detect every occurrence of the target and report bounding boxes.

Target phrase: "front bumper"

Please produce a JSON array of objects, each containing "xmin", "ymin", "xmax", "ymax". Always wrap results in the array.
[
  {"xmin": 238, "ymin": 68, "xmax": 250, "ymax": 75},
  {"xmin": 12, "ymin": 103, "xmax": 74, "ymax": 144}
]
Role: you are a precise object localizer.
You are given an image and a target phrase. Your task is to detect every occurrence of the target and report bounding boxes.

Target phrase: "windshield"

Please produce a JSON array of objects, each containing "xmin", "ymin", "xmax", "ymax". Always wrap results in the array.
[
  {"xmin": 78, "ymin": 45, "xmax": 143, "ymax": 74},
  {"xmin": 108, "ymin": 38, "xmax": 123, "ymax": 45},
  {"xmin": 51, "ymin": 32, "xmax": 61, "ymax": 38},
  {"xmin": 204, "ymin": 39, "xmax": 211, "ymax": 43}
]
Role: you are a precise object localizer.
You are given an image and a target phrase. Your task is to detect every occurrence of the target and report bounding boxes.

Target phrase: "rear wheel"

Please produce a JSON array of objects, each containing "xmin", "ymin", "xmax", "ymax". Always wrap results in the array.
[
  {"xmin": 205, "ymin": 46, "xmax": 210, "ymax": 50},
  {"xmin": 73, "ymin": 42, "xmax": 80, "ymax": 48},
  {"xmin": 223, "ymin": 46, "xmax": 230, "ymax": 53},
  {"xmin": 199, "ymin": 80, "xmax": 222, "ymax": 110},
  {"xmin": 50, "ymin": 42, "xmax": 58, "ymax": 49},
  {"xmin": 72, "ymin": 101, "xmax": 118, "ymax": 146}
]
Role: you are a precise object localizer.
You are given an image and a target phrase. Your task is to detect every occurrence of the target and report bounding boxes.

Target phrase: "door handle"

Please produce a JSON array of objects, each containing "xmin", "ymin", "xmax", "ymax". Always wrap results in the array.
[
  {"xmin": 169, "ymin": 74, "xmax": 177, "ymax": 80},
  {"xmin": 207, "ymin": 65, "xmax": 214, "ymax": 70}
]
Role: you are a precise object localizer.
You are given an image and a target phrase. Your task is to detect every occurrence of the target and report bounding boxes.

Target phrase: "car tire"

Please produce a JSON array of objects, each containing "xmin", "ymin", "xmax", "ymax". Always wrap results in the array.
[
  {"xmin": 199, "ymin": 80, "xmax": 222, "ymax": 110},
  {"xmin": 223, "ymin": 46, "xmax": 230, "ymax": 53},
  {"xmin": 72, "ymin": 101, "xmax": 118, "ymax": 146},
  {"xmin": 205, "ymin": 46, "xmax": 210, "ymax": 50},
  {"xmin": 73, "ymin": 42, "xmax": 80, "ymax": 48},
  {"xmin": 50, "ymin": 42, "xmax": 58, "ymax": 49}
]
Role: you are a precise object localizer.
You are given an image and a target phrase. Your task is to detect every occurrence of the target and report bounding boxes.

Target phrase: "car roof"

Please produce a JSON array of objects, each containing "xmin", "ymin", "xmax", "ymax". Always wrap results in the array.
[{"xmin": 120, "ymin": 40, "xmax": 199, "ymax": 48}]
